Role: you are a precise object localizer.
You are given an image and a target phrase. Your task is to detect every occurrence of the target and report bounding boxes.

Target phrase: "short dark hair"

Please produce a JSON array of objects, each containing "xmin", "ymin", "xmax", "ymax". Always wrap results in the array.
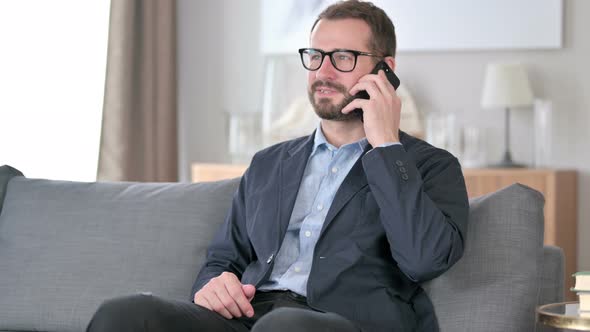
[{"xmin": 311, "ymin": 0, "xmax": 397, "ymax": 58}]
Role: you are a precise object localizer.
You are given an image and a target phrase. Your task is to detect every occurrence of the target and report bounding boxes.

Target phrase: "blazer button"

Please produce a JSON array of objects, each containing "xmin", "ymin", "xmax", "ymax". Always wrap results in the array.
[
  {"xmin": 399, "ymin": 166, "xmax": 407, "ymax": 173},
  {"xmin": 401, "ymin": 174, "xmax": 409, "ymax": 180},
  {"xmin": 266, "ymin": 254, "xmax": 274, "ymax": 264},
  {"xmin": 395, "ymin": 160, "xmax": 404, "ymax": 166}
]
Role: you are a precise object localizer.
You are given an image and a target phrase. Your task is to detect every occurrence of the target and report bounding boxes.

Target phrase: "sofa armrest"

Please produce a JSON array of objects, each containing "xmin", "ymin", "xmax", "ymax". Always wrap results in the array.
[
  {"xmin": 538, "ymin": 245, "xmax": 565, "ymax": 306},
  {"xmin": 0, "ymin": 165, "xmax": 24, "ymax": 215},
  {"xmin": 536, "ymin": 245, "xmax": 565, "ymax": 332}
]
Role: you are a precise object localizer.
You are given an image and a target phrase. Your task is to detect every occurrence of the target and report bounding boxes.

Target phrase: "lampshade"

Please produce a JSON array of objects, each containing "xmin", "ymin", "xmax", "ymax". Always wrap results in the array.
[{"xmin": 481, "ymin": 63, "xmax": 534, "ymax": 109}]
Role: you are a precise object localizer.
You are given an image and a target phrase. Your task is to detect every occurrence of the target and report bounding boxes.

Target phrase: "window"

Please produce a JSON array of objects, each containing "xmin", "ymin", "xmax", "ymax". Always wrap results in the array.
[{"xmin": 0, "ymin": 1, "xmax": 110, "ymax": 181}]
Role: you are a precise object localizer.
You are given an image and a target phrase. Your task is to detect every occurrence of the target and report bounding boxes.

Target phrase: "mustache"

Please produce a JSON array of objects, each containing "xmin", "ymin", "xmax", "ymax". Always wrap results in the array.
[{"xmin": 311, "ymin": 80, "xmax": 349, "ymax": 95}]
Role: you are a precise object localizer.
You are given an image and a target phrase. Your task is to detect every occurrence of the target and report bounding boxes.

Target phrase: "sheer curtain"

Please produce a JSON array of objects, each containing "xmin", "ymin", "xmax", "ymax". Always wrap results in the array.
[{"xmin": 98, "ymin": 0, "xmax": 178, "ymax": 182}]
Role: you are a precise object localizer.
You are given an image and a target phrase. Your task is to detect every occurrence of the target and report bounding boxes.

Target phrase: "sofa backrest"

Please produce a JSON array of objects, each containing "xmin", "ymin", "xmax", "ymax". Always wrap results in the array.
[
  {"xmin": 0, "ymin": 173, "xmax": 239, "ymax": 332},
  {"xmin": 0, "ymin": 166, "xmax": 554, "ymax": 332},
  {"xmin": 423, "ymin": 183, "xmax": 546, "ymax": 332},
  {"xmin": 0, "ymin": 165, "xmax": 23, "ymax": 214}
]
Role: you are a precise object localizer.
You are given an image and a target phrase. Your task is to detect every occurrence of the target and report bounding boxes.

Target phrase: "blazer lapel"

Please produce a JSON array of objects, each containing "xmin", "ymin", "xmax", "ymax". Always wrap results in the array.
[{"xmin": 319, "ymin": 144, "xmax": 372, "ymax": 236}]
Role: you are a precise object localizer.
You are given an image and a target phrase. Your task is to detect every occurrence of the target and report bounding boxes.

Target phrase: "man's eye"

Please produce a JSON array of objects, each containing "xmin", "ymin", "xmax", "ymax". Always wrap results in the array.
[
  {"xmin": 337, "ymin": 54, "xmax": 353, "ymax": 61},
  {"xmin": 310, "ymin": 54, "xmax": 321, "ymax": 61}
]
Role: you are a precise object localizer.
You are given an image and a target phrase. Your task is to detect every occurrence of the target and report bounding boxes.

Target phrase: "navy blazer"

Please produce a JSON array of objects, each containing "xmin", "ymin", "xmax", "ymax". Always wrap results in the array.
[{"xmin": 192, "ymin": 130, "xmax": 469, "ymax": 332}]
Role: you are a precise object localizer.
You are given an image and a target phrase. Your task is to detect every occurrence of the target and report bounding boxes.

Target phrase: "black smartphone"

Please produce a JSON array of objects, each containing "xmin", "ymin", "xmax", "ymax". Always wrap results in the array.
[{"xmin": 351, "ymin": 61, "xmax": 400, "ymax": 121}]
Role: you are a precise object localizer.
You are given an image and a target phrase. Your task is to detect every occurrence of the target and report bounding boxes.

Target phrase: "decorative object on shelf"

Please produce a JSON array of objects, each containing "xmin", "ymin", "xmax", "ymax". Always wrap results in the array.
[
  {"xmin": 226, "ymin": 110, "xmax": 262, "ymax": 164},
  {"xmin": 481, "ymin": 62, "xmax": 534, "ymax": 168},
  {"xmin": 425, "ymin": 112, "xmax": 460, "ymax": 158},
  {"xmin": 533, "ymin": 99, "xmax": 553, "ymax": 168},
  {"xmin": 264, "ymin": 95, "xmax": 319, "ymax": 145},
  {"xmin": 397, "ymin": 84, "xmax": 424, "ymax": 139},
  {"xmin": 460, "ymin": 126, "xmax": 486, "ymax": 168}
]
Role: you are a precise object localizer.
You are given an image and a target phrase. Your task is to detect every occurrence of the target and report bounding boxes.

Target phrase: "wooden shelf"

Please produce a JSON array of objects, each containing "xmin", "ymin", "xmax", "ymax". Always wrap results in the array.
[{"xmin": 191, "ymin": 163, "xmax": 247, "ymax": 183}]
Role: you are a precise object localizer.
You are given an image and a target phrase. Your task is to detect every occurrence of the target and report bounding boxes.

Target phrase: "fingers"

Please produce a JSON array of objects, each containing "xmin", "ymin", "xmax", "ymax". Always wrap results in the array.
[
  {"xmin": 348, "ymin": 80, "xmax": 380, "ymax": 98},
  {"xmin": 194, "ymin": 293, "xmax": 211, "ymax": 310},
  {"xmin": 356, "ymin": 70, "xmax": 395, "ymax": 96},
  {"xmin": 193, "ymin": 272, "xmax": 255, "ymax": 319},
  {"xmin": 207, "ymin": 291, "xmax": 234, "ymax": 319},
  {"xmin": 344, "ymin": 70, "xmax": 400, "ymax": 116},
  {"xmin": 242, "ymin": 284, "xmax": 256, "ymax": 301},
  {"xmin": 224, "ymin": 278, "xmax": 254, "ymax": 317},
  {"xmin": 375, "ymin": 70, "xmax": 397, "ymax": 95},
  {"xmin": 343, "ymin": 76, "xmax": 380, "ymax": 115},
  {"xmin": 341, "ymin": 98, "xmax": 368, "ymax": 114}
]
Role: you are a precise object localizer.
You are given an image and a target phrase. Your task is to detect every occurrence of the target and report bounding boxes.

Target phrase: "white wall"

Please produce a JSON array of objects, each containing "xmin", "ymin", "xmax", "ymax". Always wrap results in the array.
[
  {"xmin": 178, "ymin": 0, "xmax": 264, "ymax": 175},
  {"xmin": 178, "ymin": 0, "xmax": 590, "ymax": 270}
]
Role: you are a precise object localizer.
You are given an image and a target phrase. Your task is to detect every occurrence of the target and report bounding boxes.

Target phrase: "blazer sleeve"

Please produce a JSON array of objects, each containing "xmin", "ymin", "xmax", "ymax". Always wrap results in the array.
[
  {"xmin": 190, "ymin": 169, "xmax": 255, "ymax": 300},
  {"xmin": 361, "ymin": 143, "xmax": 469, "ymax": 283}
]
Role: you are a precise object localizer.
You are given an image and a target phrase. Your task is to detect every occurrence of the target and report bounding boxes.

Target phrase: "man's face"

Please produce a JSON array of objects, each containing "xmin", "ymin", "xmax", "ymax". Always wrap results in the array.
[{"xmin": 307, "ymin": 18, "xmax": 375, "ymax": 121}]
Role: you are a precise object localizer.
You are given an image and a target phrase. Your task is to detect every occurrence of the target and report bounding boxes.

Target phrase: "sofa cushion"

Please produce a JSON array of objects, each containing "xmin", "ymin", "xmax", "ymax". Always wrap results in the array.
[
  {"xmin": 0, "ymin": 176, "xmax": 239, "ymax": 332},
  {"xmin": 422, "ymin": 183, "xmax": 545, "ymax": 332}
]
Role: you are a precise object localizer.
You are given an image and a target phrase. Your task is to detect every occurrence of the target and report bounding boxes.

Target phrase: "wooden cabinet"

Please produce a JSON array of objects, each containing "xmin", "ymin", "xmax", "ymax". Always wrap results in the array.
[
  {"xmin": 191, "ymin": 163, "xmax": 247, "ymax": 183},
  {"xmin": 192, "ymin": 164, "xmax": 578, "ymax": 299},
  {"xmin": 463, "ymin": 168, "xmax": 578, "ymax": 300}
]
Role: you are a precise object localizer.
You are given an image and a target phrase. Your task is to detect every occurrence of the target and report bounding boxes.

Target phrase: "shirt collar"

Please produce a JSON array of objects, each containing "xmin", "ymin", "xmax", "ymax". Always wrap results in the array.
[{"xmin": 311, "ymin": 123, "xmax": 369, "ymax": 155}]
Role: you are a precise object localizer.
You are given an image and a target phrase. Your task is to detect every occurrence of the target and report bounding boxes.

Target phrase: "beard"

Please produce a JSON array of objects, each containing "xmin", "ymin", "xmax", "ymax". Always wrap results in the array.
[{"xmin": 308, "ymin": 80, "xmax": 362, "ymax": 121}]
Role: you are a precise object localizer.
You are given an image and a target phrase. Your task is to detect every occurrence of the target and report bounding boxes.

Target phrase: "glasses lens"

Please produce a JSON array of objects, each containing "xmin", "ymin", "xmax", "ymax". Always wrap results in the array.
[
  {"xmin": 331, "ymin": 51, "xmax": 356, "ymax": 71},
  {"xmin": 301, "ymin": 49, "xmax": 322, "ymax": 70}
]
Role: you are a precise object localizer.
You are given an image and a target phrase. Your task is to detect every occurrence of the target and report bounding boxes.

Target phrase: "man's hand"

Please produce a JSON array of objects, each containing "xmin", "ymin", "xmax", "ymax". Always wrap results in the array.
[
  {"xmin": 193, "ymin": 271, "xmax": 256, "ymax": 319},
  {"xmin": 341, "ymin": 69, "xmax": 401, "ymax": 146}
]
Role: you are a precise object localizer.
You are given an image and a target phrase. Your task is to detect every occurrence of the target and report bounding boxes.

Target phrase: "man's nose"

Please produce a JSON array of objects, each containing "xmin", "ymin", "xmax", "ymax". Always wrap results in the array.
[{"xmin": 315, "ymin": 55, "xmax": 338, "ymax": 80}]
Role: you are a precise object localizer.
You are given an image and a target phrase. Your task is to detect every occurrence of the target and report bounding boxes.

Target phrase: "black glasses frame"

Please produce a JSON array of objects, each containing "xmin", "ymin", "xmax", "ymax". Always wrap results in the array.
[{"xmin": 298, "ymin": 48, "xmax": 385, "ymax": 72}]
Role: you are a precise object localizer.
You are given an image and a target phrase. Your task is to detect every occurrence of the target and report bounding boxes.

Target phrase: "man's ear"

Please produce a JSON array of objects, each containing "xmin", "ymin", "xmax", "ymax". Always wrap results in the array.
[{"xmin": 384, "ymin": 56, "xmax": 396, "ymax": 71}]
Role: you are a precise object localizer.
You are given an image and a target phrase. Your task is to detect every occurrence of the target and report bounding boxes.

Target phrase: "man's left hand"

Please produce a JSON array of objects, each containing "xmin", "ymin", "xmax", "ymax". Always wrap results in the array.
[{"xmin": 341, "ymin": 69, "xmax": 401, "ymax": 146}]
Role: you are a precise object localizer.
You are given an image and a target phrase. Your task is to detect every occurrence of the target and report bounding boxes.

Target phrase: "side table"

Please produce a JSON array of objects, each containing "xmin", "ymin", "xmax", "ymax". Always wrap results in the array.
[{"xmin": 537, "ymin": 302, "xmax": 590, "ymax": 330}]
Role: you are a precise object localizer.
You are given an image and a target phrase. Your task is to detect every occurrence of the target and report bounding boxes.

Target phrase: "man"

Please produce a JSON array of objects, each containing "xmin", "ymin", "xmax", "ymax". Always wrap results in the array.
[{"xmin": 87, "ymin": 1, "xmax": 468, "ymax": 331}]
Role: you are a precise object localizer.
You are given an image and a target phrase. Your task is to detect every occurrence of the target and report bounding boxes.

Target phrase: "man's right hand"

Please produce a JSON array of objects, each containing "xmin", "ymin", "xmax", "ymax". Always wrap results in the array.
[{"xmin": 193, "ymin": 271, "xmax": 256, "ymax": 319}]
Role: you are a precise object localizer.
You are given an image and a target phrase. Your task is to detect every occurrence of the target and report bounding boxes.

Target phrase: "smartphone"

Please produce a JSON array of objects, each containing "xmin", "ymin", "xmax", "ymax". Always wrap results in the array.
[{"xmin": 351, "ymin": 61, "xmax": 400, "ymax": 121}]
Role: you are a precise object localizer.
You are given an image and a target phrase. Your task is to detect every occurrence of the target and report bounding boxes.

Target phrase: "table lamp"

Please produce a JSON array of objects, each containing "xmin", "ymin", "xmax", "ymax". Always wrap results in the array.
[{"xmin": 481, "ymin": 63, "xmax": 534, "ymax": 168}]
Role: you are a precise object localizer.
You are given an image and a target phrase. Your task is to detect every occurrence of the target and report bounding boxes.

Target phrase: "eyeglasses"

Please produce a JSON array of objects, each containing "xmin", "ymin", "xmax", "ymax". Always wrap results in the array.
[{"xmin": 298, "ymin": 48, "xmax": 385, "ymax": 72}]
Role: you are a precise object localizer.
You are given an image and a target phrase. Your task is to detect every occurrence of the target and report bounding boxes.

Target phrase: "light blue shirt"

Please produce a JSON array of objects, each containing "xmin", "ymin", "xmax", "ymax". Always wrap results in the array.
[{"xmin": 258, "ymin": 124, "xmax": 370, "ymax": 296}]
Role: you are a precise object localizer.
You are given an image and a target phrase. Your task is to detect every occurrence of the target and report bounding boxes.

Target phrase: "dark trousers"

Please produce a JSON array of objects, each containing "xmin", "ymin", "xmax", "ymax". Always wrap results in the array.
[{"xmin": 86, "ymin": 291, "xmax": 361, "ymax": 332}]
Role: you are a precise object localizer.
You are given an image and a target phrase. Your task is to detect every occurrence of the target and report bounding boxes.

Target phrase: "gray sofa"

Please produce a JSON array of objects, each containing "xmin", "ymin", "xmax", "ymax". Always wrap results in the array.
[{"xmin": 0, "ymin": 165, "xmax": 563, "ymax": 331}]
